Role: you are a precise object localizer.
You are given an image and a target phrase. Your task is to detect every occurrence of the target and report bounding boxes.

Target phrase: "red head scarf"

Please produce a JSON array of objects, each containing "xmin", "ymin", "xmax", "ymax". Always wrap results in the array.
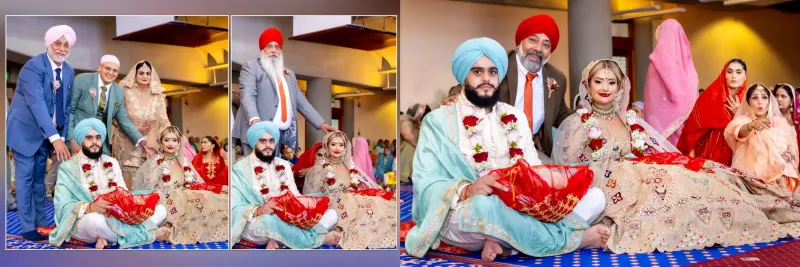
[
  {"xmin": 515, "ymin": 14, "xmax": 560, "ymax": 52},
  {"xmin": 678, "ymin": 60, "xmax": 748, "ymax": 163},
  {"xmin": 191, "ymin": 137, "xmax": 228, "ymax": 185},
  {"xmin": 292, "ymin": 142, "xmax": 323, "ymax": 174},
  {"xmin": 259, "ymin": 28, "xmax": 283, "ymax": 51}
]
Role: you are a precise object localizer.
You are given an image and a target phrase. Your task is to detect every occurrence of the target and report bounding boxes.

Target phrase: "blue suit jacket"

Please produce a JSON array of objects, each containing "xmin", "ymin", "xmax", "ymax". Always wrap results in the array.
[{"xmin": 7, "ymin": 53, "xmax": 74, "ymax": 157}]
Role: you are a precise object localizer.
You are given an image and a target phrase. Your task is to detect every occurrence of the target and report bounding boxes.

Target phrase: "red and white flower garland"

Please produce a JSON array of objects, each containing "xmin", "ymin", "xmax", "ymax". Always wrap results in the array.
[
  {"xmin": 577, "ymin": 108, "xmax": 649, "ymax": 160},
  {"xmin": 460, "ymin": 104, "xmax": 523, "ymax": 175},
  {"xmin": 322, "ymin": 159, "xmax": 364, "ymax": 190},
  {"xmin": 157, "ymin": 155, "xmax": 195, "ymax": 188},
  {"xmin": 80, "ymin": 155, "xmax": 118, "ymax": 195},
  {"xmin": 253, "ymin": 158, "xmax": 290, "ymax": 198}
]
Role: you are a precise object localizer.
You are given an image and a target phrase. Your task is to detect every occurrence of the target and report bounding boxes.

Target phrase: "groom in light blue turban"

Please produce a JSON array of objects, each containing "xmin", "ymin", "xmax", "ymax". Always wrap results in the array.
[
  {"xmin": 451, "ymin": 37, "xmax": 508, "ymax": 108},
  {"xmin": 405, "ymin": 37, "xmax": 608, "ymax": 262},
  {"xmin": 230, "ymin": 121, "xmax": 341, "ymax": 249},
  {"xmin": 73, "ymin": 118, "xmax": 106, "ymax": 159},
  {"xmin": 49, "ymin": 117, "xmax": 168, "ymax": 249}
]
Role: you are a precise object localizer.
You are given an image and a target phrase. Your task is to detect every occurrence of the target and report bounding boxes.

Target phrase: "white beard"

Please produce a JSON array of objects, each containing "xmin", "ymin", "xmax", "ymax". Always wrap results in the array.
[
  {"xmin": 517, "ymin": 45, "xmax": 549, "ymax": 73},
  {"xmin": 47, "ymin": 47, "xmax": 69, "ymax": 64},
  {"xmin": 259, "ymin": 53, "xmax": 284, "ymax": 79}
]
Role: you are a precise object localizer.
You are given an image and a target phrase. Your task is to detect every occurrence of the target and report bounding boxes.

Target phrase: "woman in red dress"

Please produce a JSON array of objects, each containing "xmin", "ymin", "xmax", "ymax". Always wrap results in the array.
[
  {"xmin": 291, "ymin": 142, "xmax": 324, "ymax": 193},
  {"xmin": 191, "ymin": 136, "xmax": 228, "ymax": 185},
  {"xmin": 678, "ymin": 59, "xmax": 748, "ymax": 166}
]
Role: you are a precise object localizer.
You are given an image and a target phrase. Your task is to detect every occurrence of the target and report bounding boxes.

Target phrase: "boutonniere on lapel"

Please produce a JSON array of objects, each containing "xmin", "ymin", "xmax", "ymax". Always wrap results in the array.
[
  {"xmin": 283, "ymin": 69, "xmax": 290, "ymax": 77},
  {"xmin": 52, "ymin": 80, "xmax": 61, "ymax": 92},
  {"xmin": 89, "ymin": 88, "xmax": 97, "ymax": 99},
  {"xmin": 114, "ymin": 103, "xmax": 121, "ymax": 108},
  {"xmin": 547, "ymin": 77, "xmax": 558, "ymax": 99}
]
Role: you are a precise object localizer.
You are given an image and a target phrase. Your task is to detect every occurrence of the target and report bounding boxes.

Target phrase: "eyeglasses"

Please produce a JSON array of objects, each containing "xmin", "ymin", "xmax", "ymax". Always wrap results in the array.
[{"xmin": 103, "ymin": 66, "xmax": 119, "ymax": 74}]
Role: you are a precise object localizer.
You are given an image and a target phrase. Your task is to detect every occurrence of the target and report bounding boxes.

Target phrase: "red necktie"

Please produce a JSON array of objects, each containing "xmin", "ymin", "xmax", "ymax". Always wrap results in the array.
[
  {"xmin": 524, "ymin": 73, "xmax": 537, "ymax": 129},
  {"xmin": 277, "ymin": 75, "xmax": 287, "ymax": 122}
]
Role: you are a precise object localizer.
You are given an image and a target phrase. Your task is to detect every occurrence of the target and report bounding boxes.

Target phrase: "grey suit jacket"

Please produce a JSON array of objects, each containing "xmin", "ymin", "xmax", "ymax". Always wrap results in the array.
[
  {"xmin": 67, "ymin": 72, "xmax": 143, "ymax": 153},
  {"xmin": 449, "ymin": 51, "xmax": 572, "ymax": 157},
  {"xmin": 232, "ymin": 58, "xmax": 325, "ymax": 140}
]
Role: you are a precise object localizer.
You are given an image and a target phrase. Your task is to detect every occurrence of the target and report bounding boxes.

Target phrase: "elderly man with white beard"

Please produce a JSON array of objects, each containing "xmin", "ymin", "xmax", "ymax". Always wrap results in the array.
[{"xmin": 232, "ymin": 27, "xmax": 338, "ymax": 157}]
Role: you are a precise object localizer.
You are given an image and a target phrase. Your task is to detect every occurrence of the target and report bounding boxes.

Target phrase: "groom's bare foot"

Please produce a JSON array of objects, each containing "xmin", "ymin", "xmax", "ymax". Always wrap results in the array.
[
  {"xmin": 266, "ymin": 239, "xmax": 280, "ymax": 250},
  {"xmin": 579, "ymin": 224, "xmax": 611, "ymax": 249},
  {"xmin": 481, "ymin": 239, "xmax": 509, "ymax": 262},
  {"xmin": 156, "ymin": 227, "xmax": 171, "ymax": 241},
  {"xmin": 95, "ymin": 238, "xmax": 108, "ymax": 249},
  {"xmin": 323, "ymin": 230, "xmax": 342, "ymax": 245}
]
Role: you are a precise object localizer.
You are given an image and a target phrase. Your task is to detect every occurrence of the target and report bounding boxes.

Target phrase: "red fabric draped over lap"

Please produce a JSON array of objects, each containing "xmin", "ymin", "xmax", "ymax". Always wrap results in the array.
[
  {"xmin": 489, "ymin": 159, "xmax": 594, "ymax": 223},
  {"xmin": 352, "ymin": 188, "xmax": 395, "ymax": 201},
  {"xmin": 189, "ymin": 183, "xmax": 226, "ymax": 194},
  {"xmin": 628, "ymin": 152, "xmax": 707, "ymax": 172},
  {"xmin": 95, "ymin": 187, "xmax": 160, "ymax": 225},
  {"xmin": 266, "ymin": 192, "xmax": 329, "ymax": 229}
]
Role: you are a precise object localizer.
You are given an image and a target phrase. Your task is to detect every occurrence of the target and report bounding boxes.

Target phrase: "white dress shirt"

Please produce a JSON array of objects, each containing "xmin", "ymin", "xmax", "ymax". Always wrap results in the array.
[{"xmin": 513, "ymin": 55, "xmax": 546, "ymax": 134}]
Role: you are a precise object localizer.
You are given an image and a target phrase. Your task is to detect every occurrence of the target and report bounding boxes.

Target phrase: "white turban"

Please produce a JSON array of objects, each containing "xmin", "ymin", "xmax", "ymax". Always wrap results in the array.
[
  {"xmin": 44, "ymin": 25, "xmax": 76, "ymax": 48},
  {"xmin": 100, "ymin": 55, "xmax": 120, "ymax": 66}
]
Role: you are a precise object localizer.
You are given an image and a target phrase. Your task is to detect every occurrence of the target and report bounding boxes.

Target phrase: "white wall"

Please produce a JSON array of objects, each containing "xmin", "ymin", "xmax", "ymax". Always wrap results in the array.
[
  {"xmin": 6, "ymin": 16, "xmax": 218, "ymax": 84},
  {"xmin": 398, "ymin": 1, "xmax": 569, "ymax": 111},
  {"xmin": 230, "ymin": 16, "xmax": 387, "ymax": 88}
]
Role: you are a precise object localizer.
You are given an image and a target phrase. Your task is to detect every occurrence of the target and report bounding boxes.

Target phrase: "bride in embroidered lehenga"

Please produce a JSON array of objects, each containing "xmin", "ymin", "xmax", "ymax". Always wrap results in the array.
[
  {"xmin": 133, "ymin": 126, "xmax": 229, "ymax": 244},
  {"xmin": 303, "ymin": 132, "xmax": 397, "ymax": 249},
  {"xmin": 112, "ymin": 60, "xmax": 171, "ymax": 188},
  {"xmin": 553, "ymin": 59, "xmax": 800, "ymax": 254}
]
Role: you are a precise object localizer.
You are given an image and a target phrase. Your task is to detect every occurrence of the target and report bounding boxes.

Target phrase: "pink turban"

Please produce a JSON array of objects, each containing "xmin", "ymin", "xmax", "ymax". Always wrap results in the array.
[{"xmin": 44, "ymin": 25, "xmax": 76, "ymax": 48}]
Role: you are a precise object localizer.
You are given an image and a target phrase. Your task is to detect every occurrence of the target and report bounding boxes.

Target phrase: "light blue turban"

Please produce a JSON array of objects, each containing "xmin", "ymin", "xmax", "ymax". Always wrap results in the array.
[
  {"xmin": 632, "ymin": 101, "xmax": 644, "ymax": 111},
  {"xmin": 247, "ymin": 121, "xmax": 280, "ymax": 148},
  {"xmin": 452, "ymin": 37, "xmax": 508, "ymax": 84},
  {"xmin": 74, "ymin": 118, "xmax": 106, "ymax": 143}
]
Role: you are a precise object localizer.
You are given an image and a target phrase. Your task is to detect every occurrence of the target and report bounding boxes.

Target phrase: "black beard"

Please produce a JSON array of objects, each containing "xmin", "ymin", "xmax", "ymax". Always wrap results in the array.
[
  {"xmin": 464, "ymin": 82, "xmax": 500, "ymax": 108},
  {"xmin": 82, "ymin": 145, "xmax": 102, "ymax": 160},
  {"xmin": 255, "ymin": 148, "xmax": 276, "ymax": 164}
]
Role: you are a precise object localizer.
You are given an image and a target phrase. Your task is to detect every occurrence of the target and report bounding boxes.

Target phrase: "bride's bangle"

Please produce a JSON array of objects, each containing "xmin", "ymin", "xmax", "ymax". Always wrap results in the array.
[{"xmin": 460, "ymin": 184, "xmax": 471, "ymax": 200}]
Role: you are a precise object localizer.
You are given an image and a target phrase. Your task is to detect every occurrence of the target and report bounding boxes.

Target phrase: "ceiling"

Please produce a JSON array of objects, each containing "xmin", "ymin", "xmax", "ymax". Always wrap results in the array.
[
  {"xmin": 452, "ymin": 0, "xmax": 800, "ymax": 13},
  {"xmin": 288, "ymin": 22, "xmax": 396, "ymax": 51},
  {"xmin": 112, "ymin": 20, "xmax": 229, "ymax": 47},
  {"xmin": 648, "ymin": 0, "xmax": 799, "ymax": 13}
]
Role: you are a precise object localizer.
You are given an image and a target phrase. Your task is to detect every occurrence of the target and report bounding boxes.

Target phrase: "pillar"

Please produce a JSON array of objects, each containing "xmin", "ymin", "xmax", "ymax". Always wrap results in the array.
[
  {"xmin": 305, "ymin": 78, "xmax": 332, "ymax": 146},
  {"xmin": 343, "ymin": 98, "xmax": 355, "ymax": 139},
  {"xmin": 634, "ymin": 18, "xmax": 655, "ymax": 101},
  {"xmin": 568, "ymin": 0, "xmax": 613, "ymax": 102}
]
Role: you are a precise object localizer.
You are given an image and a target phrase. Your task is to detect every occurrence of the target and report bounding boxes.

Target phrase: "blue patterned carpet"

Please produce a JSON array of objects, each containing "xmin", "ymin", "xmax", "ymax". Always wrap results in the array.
[
  {"xmin": 6, "ymin": 202, "xmax": 228, "ymax": 250},
  {"xmin": 398, "ymin": 184, "xmax": 799, "ymax": 267}
]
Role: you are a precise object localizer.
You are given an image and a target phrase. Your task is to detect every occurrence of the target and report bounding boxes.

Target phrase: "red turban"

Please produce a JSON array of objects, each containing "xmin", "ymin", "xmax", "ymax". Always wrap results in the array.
[
  {"xmin": 259, "ymin": 28, "xmax": 283, "ymax": 50},
  {"xmin": 515, "ymin": 14, "xmax": 560, "ymax": 52}
]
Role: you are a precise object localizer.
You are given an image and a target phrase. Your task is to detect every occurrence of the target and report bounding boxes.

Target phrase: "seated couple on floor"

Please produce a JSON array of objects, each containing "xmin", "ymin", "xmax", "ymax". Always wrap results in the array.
[
  {"xmin": 404, "ymin": 37, "xmax": 800, "ymax": 262},
  {"xmin": 49, "ymin": 118, "xmax": 228, "ymax": 249}
]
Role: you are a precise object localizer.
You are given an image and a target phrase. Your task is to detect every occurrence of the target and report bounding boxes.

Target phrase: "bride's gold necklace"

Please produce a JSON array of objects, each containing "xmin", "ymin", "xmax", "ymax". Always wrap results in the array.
[
  {"xmin": 592, "ymin": 103, "xmax": 616, "ymax": 121},
  {"xmin": 327, "ymin": 156, "xmax": 344, "ymax": 167},
  {"xmin": 134, "ymin": 85, "xmax": 150, "ymax": 98},
  {"xmin": 163, "ymin": 152, "xmax": 178, "ymax": 161}
]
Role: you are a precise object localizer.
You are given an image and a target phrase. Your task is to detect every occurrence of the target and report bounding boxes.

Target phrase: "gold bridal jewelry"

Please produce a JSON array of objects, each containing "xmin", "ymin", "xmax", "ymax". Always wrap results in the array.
[
  {"xmin": 592, "ymin": 103, "xmax": 616, "ymax": 121},
  {"xmin": 163, "ymin": 152, "xmax": 178, "ymax": 161},
  {"xmin": 327, "ymin": 155, "xmax": 344, "ymax": 167},
  {"xmin": 134, "ymin": 84, "xmax": 150, "ymax": 98}
]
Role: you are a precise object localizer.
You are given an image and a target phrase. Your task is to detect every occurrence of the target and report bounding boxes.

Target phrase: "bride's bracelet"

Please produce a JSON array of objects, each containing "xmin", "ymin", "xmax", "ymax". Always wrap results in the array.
[{"xmin": 460, "ymin": 184, "xmax": 471, "ymax": 200}]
